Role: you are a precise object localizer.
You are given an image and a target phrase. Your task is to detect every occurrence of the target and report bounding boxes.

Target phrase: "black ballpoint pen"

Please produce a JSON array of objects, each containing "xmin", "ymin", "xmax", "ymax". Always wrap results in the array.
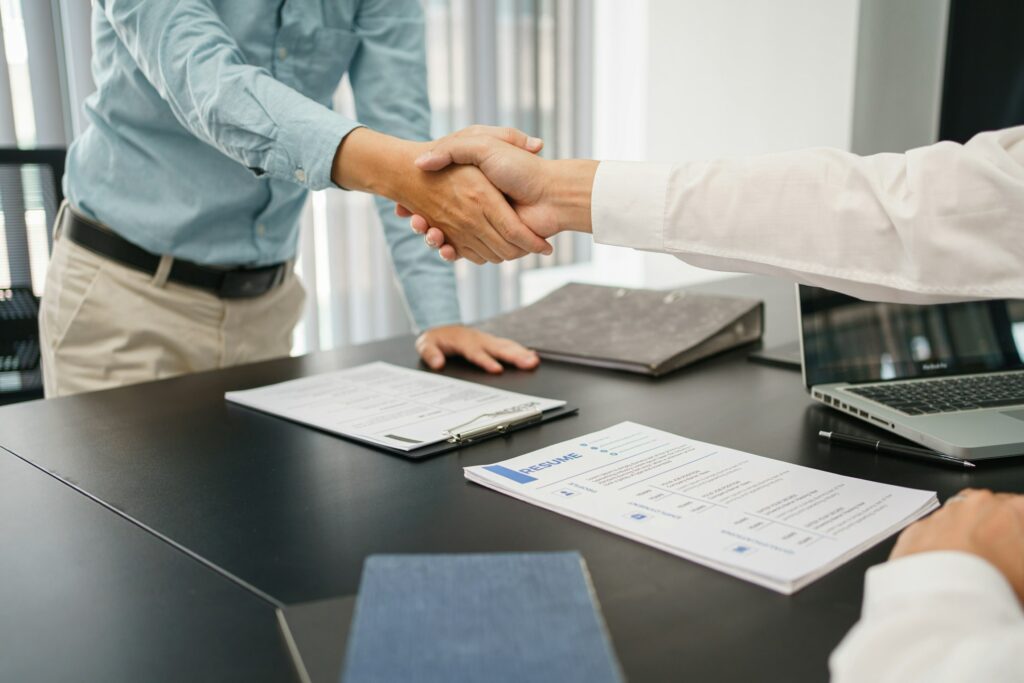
[{"xmin": 818, "ymin": 430, "xmax": 976, "ymax": 469}]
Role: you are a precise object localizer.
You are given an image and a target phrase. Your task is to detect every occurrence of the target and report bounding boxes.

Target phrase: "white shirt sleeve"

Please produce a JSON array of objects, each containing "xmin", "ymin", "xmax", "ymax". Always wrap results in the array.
[
  {"xmin": 591, "ymin": 126, "xmax": 1024, "ymax": 304},
  {"xmin": 829, "ymin": 551, "xmax": 1024, "ymax": 683}
]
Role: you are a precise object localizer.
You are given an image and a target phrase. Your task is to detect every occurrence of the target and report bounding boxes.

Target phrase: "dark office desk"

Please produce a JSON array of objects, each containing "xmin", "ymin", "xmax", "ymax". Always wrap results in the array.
[
  {"xmin": 0, "ymin": 450, "xmax": 295, "ymax": 682},
  {"xmin": 2, "ymin": 275, "xmax": 1021, "ymax": 682}
]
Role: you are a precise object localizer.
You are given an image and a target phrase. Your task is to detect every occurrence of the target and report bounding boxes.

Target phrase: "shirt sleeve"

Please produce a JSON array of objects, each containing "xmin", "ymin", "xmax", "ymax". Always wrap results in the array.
[
  {"xmin": 346, "ymin": 0, "xmax": 461, "ymax": 331},
  {"xmin": 97, "ymin": 0, "xmax": 358, "ymax": 191},
  {"xmin": 592, "ymin": 126, "xmax": 1024, "ymax": 304},
  {"xmin": 829, "ymin": 551, "xmax": 1024, "ymax": 683}
]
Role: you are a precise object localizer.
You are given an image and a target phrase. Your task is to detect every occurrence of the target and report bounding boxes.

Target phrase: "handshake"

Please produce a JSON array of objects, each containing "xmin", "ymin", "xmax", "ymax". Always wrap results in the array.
[{"xmin": 332, "ymin": 125, "xmax": 597, "ymax": 265}]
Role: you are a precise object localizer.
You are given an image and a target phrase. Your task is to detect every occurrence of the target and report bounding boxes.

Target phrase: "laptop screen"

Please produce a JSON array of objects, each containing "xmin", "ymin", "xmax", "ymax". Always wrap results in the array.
[{"xmin": 799, "ymin": 285, "xmax": 1024, "ymax": 387}]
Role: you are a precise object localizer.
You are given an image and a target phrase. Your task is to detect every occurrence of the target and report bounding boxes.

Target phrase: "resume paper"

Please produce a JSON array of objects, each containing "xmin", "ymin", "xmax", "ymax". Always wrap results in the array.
[
  {"xmin": 225, "ymin": 362, "xmax": 566, "ymax": 452},
  {"xmin": 465, "ymin": 422, "xmax": 938, "ymax": 593}
]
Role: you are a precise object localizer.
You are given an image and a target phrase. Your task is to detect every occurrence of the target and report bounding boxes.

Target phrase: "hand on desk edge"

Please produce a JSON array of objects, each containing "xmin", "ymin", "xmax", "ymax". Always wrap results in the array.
[
  {"xmin": 416, "ymin": 325, "xmax": 539, "ymax": 375},
  {"xmin": 890, "ymin": 487, "xmax": 1024, "ymax": 603}
]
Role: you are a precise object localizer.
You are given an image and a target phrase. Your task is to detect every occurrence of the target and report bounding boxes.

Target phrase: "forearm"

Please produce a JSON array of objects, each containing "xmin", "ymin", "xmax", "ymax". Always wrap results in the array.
[
  {"xmin": 590, "ymin": 127, "xmax": 1024, "ymax": 304},
  {"xmin": 333, "ymin": 128, "xmax": 427, "ymax": 199},
  {"xmin": 544, "ymin": 159, "xmax": 599, "ymax": 233}
]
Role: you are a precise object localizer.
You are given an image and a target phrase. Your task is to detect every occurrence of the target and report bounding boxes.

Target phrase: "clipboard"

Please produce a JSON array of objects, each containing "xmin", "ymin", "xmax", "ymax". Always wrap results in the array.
[
  {"xmin": 229, "ymin": 400, "xmax": 579, "ymax": 461},
  {"xmin": 225, "ymin": 362, "xmax": 577, "ymax": 460},
  {"xmin": 336, "ymin": 402, "xmax": 579, "ymax": 460}
]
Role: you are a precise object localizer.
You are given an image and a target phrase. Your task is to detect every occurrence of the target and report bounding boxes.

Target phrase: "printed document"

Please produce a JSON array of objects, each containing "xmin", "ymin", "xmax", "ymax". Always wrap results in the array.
[
  {"xmin": 225, "ymin": 362, "xmax": 566, "ymax": 452},
  {"xmin": 465, "ymin": 422, "xmax": 938, "ymax": 593}
]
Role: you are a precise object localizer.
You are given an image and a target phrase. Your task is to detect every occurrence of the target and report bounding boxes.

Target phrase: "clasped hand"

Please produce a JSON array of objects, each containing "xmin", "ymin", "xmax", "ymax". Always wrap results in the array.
[
  {"xmin": 395, "ymin": 126, "xmax": 595, "ymax": 263},
  {"xmin": 394, "ymin": 125, "xmax": 557, "ymax": 264},
  {"xmin": 335, "ymin": 124, "xmax": 560, "ymax": 265}
]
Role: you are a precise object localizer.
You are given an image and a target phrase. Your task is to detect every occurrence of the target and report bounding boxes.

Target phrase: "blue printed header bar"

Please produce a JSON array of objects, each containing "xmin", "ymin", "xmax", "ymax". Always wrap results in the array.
[
  {"xmin": 519, "ymin": 452, "xmax": 582, "ymax": 474},
  {"xmin": 483, "ymin": 465, "xmax": 537, "ymax": 484}
]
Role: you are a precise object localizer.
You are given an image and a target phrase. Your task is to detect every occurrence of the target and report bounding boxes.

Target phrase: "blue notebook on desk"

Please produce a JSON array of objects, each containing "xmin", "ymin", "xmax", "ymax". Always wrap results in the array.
[{"xmin": 341, "ymin": 552, "xmax": 624, "ymax": 683}]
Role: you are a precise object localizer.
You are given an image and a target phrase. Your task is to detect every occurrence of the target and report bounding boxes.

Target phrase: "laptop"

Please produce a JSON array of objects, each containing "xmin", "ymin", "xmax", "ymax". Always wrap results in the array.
[{"xmin": 798, "ymin": 285, "xmax": 1024, "ymax": 460}]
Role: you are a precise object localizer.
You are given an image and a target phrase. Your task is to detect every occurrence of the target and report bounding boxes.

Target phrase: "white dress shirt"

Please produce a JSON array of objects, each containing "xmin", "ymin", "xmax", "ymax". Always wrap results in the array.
[
  {"xmin": 592, "ymin": 126, "xmax": 1024, "ymax": 304},
  {"xmin": 591, "ymin": 125, "xmax": 1024, "ymax": 682},
  {"xmin": 829, "ymin": 552, "xmax": 1024, "ymax": 682}
]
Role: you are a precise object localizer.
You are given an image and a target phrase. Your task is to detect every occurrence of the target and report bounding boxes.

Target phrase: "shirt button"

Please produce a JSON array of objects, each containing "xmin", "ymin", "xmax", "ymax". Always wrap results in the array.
[
  {"xmin": 277, "ymin": 46, "xmax": 288, "ymax": 60},
  {"xmin": 294, "ymin": 168, "xmax": 306, "ymax": 183},
  {"xmin": 256, "ymin": 223, "xmax": 267, "ymax": 237}
]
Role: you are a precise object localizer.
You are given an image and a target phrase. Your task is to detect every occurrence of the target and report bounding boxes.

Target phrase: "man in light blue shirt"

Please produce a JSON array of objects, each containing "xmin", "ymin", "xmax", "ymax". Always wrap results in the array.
[{"xmin": 41, "ymin": 0, "xmax": 547, "ymax": 396}]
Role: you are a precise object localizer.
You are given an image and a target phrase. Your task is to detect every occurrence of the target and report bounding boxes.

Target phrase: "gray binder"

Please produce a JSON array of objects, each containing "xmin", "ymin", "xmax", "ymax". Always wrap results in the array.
[{"xmin": 477, "ymin": 283, "xmax": 763, "ymax": 376}]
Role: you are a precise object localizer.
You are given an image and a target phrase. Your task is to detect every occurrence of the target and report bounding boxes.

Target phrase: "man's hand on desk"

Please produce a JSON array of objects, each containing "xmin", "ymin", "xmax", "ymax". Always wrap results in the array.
[
  {"xmin": 416, "ymin": 325, "xmax": 539, "ymax": 374},
  {"xmin": 403, "ymin": 129, "xmax": 599, "ymax": 263},
  {"xmin": 890, "ymin": 488, "xmax": 1024, "ymax": 602},
  {"xmin": 333, "ymin": 126, "xmax": 554, "ymax": 264}
]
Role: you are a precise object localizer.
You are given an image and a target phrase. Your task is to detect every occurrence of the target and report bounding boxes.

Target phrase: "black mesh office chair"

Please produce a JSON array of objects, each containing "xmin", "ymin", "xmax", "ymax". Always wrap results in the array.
[{"xmin": 0, "ymin": 148, "xmax": 65, "ymax": 404}]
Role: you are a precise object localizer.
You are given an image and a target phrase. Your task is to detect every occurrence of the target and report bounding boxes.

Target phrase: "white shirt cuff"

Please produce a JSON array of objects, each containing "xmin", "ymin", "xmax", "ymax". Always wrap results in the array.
[
  {"xmin": 863, "ymin": 551, "xmax": 1022, "ymax": 620},
  {"xmin": 591, "ymin": 161, "xmax": 672, "ymax": 252}
]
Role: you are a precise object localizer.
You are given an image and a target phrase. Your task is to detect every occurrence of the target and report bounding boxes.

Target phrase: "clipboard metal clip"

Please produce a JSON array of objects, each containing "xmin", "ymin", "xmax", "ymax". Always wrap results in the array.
[{"xmin": 444, "ymin": 402, "xmax": 543, "ymax": 444}]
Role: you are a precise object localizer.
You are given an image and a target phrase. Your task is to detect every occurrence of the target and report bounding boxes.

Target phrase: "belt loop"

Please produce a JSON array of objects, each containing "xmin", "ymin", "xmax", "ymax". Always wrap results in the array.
[
  {"xmin": 52, "ymin": 200, "xmax": 69, "ymax": 242},
  {"xmin": 151, "ymin": 254, "xmax": 175, "ymax": 288}
]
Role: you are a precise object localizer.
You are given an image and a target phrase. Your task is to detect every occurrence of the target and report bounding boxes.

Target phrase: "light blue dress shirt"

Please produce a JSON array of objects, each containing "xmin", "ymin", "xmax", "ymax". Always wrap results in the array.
[{"xmin": 65, "ymin": 0, "xmax": 461, "ymax": 331}]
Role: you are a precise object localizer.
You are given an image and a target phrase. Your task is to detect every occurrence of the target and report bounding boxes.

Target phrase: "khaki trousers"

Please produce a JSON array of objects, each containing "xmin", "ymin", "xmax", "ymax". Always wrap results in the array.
[{"xmin": 39, "ymin": 234, "xmax": 305, "ymax": 398}]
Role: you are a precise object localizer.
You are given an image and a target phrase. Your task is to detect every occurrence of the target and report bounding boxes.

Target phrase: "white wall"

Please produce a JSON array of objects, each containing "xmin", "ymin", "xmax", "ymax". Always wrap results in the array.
[
  {"xmin": 524, "ymin": 0, "xmax": 864, "ymax": 301},
  {"xmin": 636, "ymin": 0, "xmax": 862, "ymax": 289},
  {"xmin": 523, "ymin": 0, "xmax": 952, "ymax": 303},
  {"xmin": 646, "ymin": 0, "xmax": 860, "ymax": 160}
]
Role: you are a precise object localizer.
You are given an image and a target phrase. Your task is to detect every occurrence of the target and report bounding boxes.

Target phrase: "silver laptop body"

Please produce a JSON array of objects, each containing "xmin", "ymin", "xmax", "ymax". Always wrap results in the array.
[{"xmin": 797, "ymin": 285, "xmax": 1024, "ymax": 460}]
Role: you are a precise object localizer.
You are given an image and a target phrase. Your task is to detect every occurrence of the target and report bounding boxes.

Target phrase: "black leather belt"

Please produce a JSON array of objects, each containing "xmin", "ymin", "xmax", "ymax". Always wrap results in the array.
[{"xmin": 60, "ymin": 209, "xmax": 287, "ymax": 299}]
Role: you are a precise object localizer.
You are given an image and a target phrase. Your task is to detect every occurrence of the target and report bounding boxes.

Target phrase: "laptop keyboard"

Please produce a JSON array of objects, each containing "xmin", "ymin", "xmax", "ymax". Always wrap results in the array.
[{"xmin": 847, "ymin": 373, "xmax": 1024, "ymax": 415}]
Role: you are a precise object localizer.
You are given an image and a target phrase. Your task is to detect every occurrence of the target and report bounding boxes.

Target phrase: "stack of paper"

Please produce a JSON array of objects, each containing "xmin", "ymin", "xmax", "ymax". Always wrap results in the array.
[{"xmin": 466, "ymin": 422, "xmax": 939, "ymax": 594}]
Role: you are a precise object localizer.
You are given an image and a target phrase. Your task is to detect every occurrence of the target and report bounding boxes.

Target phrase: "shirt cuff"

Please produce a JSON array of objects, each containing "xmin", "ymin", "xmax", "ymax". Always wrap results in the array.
[
  {"xmin": 267, "ymin": 104, "xmax": 362, "ymax": 191},
  {"xmin": 591, "ymin": 161, "xmax": 673, "ymax": 252},
  {"xmin": 863, "ymin": 551, "xmax": 1023, "ymax": 620}
]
